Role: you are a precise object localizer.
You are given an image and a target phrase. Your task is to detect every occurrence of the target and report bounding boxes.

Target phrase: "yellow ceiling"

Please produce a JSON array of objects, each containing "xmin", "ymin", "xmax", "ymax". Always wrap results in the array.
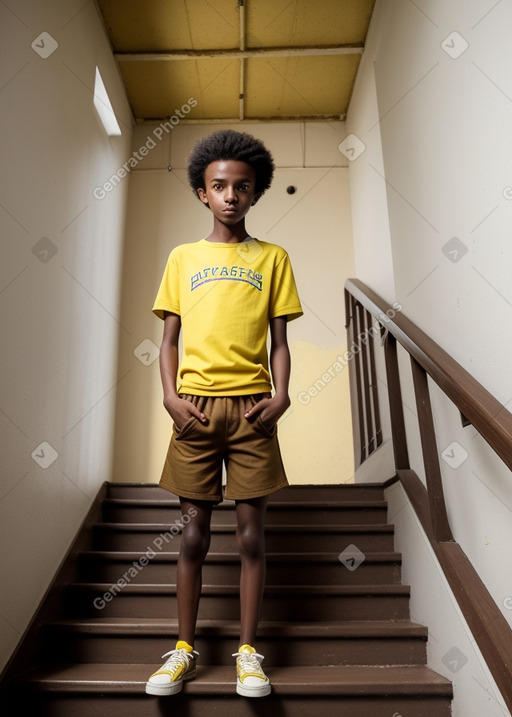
[{"xmin": 97, "ymin": 0, "xmax": 376, "ymax": 123}]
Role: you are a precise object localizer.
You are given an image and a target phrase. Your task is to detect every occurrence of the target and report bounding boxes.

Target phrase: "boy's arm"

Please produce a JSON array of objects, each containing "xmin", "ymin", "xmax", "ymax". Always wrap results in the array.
[
  {"xmin": 159, "ymin": 312, "xmax": 206, "ymax": 427},
  {"xmin": 244, "ymin": 316, "xmax": 291, "ymax": 427}
]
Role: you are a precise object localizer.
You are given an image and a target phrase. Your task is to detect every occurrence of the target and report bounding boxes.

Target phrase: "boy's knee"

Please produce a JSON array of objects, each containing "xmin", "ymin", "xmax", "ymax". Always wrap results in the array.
[
  {"xmin": 181, "ymin": 523, "xmax": 210, "ymax": 561},
  {"xmin": 236, "ymin": 524, "xmax": 264, "ymax": 559}
]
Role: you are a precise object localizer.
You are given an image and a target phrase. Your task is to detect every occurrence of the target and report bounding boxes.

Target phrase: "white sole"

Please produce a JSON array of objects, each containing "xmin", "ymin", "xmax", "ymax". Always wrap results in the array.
[
  {"xmin": 145, "ymin": 682, "xmax": 183, "ymax": 696},
  {"xmin": 236, "ymin": 681, "xmax": 271, "ymax": 698},
  {"xmin": 145, "ymin": 670, "xmax": 196, "ymax": 696}
]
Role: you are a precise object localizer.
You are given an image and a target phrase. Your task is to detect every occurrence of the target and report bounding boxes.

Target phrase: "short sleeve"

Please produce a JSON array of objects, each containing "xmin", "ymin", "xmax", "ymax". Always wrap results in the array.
[
  {"xmin": 152, "ymin": 249, "xmax": 181, "ymax": 320},
  {"xmin": 269, "ymin": 250, "xmax": 303, "ymax": 322}
]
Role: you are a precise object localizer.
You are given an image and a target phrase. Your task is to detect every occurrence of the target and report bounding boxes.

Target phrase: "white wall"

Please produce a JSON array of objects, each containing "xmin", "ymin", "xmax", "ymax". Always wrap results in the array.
[
  {"xmin": 112, "ymin": 121, "xmax": 356, "ymax": 486},
  {"xmin": 387, "ymin": 482, "xmax": 509, "ymax": 717},
  {"xmin": 348, "ymin": 1, "xmax": 512, "ymax": 714},
  {"xmin": 0, "ymin": 0, "xmax": 132, "ymax": 672}
]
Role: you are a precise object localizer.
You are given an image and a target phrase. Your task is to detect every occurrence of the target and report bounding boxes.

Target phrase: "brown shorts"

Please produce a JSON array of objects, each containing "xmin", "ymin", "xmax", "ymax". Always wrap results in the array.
[{"xmin": 159, "ymin": 394, "xmax": 289, "ymax": 502}]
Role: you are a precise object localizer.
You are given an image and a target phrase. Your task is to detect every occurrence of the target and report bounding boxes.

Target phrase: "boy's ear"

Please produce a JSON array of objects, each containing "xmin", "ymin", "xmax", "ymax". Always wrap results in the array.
[{"xmin": 197, "ymin": 187, "xmax": 209, "ymax": 205}]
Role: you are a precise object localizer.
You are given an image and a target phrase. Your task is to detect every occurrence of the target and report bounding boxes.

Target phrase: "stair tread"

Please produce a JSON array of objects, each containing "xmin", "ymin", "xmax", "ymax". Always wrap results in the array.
[
  {"xmin": 108, "ymin": 482, "xmax": 387, "ymax": 489},
  {"xmin": 70, "ymin": 583, "xmax": 410, "ymax": 595},
  {"xmin": 103, "ymin": 498, "xmax": 388, "ymax": 508},
  {"xmin": 96, "ymin": 522, "xmax": 394, "ymax": 532},
  {"xmin": 49, "ymin": 617, "xmax": 428, "ymax": 637},
  {"xmin": 80, "ymin": 550, "xmax": 402, "ymax": 562},
  {"xmin": 20, "ymin": 663, "xmax": 453, "ymax": 695}
]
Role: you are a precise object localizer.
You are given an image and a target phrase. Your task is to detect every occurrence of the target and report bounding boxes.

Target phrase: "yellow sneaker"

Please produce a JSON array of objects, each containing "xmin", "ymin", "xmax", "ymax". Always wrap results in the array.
[
  {"xmin": 232, "ymin": 644, "xmax": 271, "ymax": 697},
  {"xmin": 145, "ymin": 641, "xmax": 198, "ymax": 696}
]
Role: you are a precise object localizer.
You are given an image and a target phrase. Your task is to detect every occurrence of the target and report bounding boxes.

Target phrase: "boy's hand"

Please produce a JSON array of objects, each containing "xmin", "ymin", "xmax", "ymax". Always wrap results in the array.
[
  {"xmin": 244, "ymin": 394, "xmax": 291, "ymax": 430},
  {"xmin": 164, "ymin": 394, "xmax": 207, "ymax": 430}
]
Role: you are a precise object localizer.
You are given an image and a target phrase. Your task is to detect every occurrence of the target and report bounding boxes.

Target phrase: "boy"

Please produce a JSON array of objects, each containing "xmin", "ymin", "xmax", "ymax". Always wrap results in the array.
[{"xmin": 146, "ymin": 130, "xmax": 302, "ymax": 698}]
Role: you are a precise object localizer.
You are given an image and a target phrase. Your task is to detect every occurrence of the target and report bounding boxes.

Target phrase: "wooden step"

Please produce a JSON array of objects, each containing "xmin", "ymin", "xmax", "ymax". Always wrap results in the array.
[
  {"xmin": 106, "ymin": 483, "xmax": 388, "ymax": 502},
  {"xmin": 92, "ymin": 523, "xmax": 396, "ymax": 553},
  {"xmin": 10, "ymin": 663, "xmax": 453, "ymax": 717},
  {"xmin": 66, "ymin": 583, "xmax": 411, "ymax": 620},
  {"xmin": 79, "ymin": 550, "xmax": 403, "ymax": 585},
  {"xmin": 46, "ymin": 617, "xmax": 428, "ymax": 666},
  {"xmin": 0, "ymin": 480, "xmax": 453, "ymax": 716},
  {"xmin": 102, "ymin": 498, "xmax": 389, "ymax": 526}
]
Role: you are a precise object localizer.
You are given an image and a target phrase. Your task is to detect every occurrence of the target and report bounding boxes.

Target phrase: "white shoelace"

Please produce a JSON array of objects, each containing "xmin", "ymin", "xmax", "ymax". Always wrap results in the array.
[
  {"xmin": 232, "ymin": 650, "xmax": 266, "ymax": 675},
  {"xmin": 158, "ymin": 648, "xmax": 197, "ymax": 675}
]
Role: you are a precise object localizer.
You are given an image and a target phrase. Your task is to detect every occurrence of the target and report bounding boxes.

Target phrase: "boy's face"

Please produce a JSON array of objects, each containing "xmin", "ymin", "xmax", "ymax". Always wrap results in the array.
[{"xmin": 198, "ymin": 160, "xmax": 257, "ymax": 226}]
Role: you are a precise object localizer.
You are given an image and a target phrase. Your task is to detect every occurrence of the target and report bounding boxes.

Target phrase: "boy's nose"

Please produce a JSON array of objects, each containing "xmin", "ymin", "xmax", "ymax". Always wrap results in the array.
[{"xmin": 225, "ymin": 187, "xmax": 237, "ymax": 202}]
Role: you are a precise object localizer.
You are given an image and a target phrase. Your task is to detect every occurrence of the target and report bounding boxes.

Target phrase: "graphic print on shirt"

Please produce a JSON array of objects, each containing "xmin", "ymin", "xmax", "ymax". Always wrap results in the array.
[{"xmin": 190, "ymin": 265, "xmax": 263, "ymax": 292}]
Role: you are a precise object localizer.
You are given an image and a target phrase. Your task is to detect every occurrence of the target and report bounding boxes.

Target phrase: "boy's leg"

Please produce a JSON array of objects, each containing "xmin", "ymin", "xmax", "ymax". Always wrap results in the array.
[
  {"xmin": 233, "ymin": 495, "xmax": 272, "ymax": 697},
  {"xmin": 177, "ymin": 498, "xmax": 214, "ymax": 645},
  {"xmin": 235, "ymin": 495, "xmax": 269, "ymax": 647},
  {"xmin": 146, "ymin": 497, "xmax": 212, "ymax": 697}
]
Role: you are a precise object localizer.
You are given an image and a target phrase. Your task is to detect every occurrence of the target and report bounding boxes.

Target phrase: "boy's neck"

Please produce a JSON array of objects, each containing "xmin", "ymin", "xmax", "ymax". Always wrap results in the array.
[{"xmin": 204, "ymin": 218, "xmax": 250, "ymax": 244}]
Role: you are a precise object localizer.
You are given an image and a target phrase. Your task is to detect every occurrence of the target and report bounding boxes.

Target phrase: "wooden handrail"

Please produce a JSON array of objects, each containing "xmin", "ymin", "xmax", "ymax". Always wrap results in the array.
[
  {"xmin": 345, "ymin": 277, "xmax": 512, "ymax": 712},
  {"xmin": 346, "ymin": 277, "xmax": 512, "ymax": 471}
]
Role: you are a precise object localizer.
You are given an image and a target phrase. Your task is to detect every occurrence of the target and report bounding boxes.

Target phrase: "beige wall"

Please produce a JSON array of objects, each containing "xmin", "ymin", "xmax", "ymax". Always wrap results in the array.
[
  {"xmin": 0, "ymin": 1, "xmax": 132, "ymax": 672},
  {"xmin": 112, "ymin": 122, "xmax": 355, "ymax": 485},
  {"xmin": 348, "ymin": 1, "xmax": 512, "ymax": 713}
]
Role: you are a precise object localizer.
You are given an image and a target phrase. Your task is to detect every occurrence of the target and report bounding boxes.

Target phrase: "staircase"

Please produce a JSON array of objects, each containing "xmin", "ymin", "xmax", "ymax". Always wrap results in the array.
[{"xmin": 2, "ymin": 482, "xmax": 453, "ymax": 716}]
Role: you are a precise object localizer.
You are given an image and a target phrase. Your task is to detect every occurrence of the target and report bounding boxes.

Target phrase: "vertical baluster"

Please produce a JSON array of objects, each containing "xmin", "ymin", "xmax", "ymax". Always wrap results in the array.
[
  {"xmin": 367, "ymin": 309, "xmax": 383, "ymax": 450},
  {"xmin": 347, "ymin": 294, "xmax": 366, "ymax": 465},
  {"xmin": 383, "ymin": 333, "xmax": 410, "ymax": 471},
  {"xmin": 356, "ymin": 301, "xmax": 373, "ymax": 458},
  {"xmin": 410, "ymin": 356, "xmax": 453, "ymax": 542}
]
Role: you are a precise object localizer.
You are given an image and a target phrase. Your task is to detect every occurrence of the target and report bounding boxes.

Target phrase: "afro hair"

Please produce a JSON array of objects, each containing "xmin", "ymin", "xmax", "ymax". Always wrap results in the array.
[{"xmin": 187, "ymin": 129, "xmax": 274, "ymax": 204}]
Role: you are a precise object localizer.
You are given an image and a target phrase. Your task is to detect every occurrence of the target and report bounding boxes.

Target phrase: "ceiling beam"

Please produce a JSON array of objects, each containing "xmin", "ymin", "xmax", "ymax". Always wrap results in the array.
[
  {"xmin": 114, "ymin": 44, "xmax": 364, "ymax": 62},
  {"xmin": 135, "ymin": 114, "xmax": 347, "ymax": 125},
  {"xmin": 239, "ymin": 0, "xmax": 245, "ymax": 121}
]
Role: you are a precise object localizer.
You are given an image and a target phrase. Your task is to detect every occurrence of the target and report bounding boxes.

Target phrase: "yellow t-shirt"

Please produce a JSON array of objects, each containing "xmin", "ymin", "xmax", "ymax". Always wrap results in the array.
[{"xmin": 153, "ymin": 238, "xmax": 303, "ymax": 395}]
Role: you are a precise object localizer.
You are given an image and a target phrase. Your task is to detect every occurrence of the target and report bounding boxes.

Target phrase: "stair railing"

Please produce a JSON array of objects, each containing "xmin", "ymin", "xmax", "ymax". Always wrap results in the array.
[{"xmin": 345, "ymin": 277, "xmax": 512, "ymax": 712}]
